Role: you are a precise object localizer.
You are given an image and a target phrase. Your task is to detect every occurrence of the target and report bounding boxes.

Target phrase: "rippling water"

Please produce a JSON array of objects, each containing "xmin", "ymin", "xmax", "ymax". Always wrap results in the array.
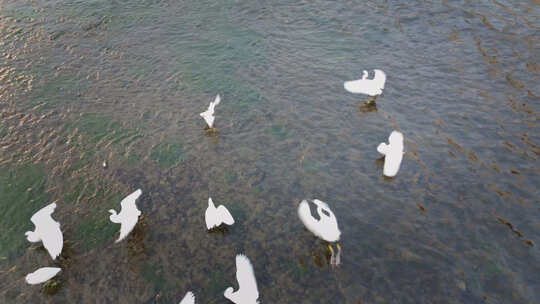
[{"xmin": 0, "ymin": 0, "xmax": 539, "ymax": 303}]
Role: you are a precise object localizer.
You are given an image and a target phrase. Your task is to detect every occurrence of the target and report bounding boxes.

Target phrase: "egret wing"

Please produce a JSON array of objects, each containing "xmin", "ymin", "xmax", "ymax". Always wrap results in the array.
[
  {"xmin": 373, "ymin": 69, "xmax": 387, "ymax": 89},
  {"xmin": 217, "ymin": 205, "xmax": 234, "ymax": 225},
  {"xmin": 388, "ymin": 130, "xmax": 404, "ymax": 146},
  {"xmin": 116, "ymin": 216, "xmax": 138, "ymax": 243},
  {"xmin": 120, "ymin": 189, "xmax": 142, "ymax": 210},
  {"xmin": 25, "ymin": 267, "xmax": 61, "ymax": 285},
  {"xmin": 209, "ymin": 94, "xmax": 221, "ymax": 112},
  {"xmin": 377, "ymin": 143, "xmax": 390, "ymax": 155},
  {"xmin": 312, "ymin": 199, "xmax": 330, "ymax": 210},
  {"xmin": 297, "ymin": 200, "xmax": 311, "ymax": 223},
  {"xmin": 30, "ymin": 203, "xmax": 56, "ymax": 225},
  {"xmin": 205, "ymin": 205, "xmax": 217, "ymax": 229},
  {"xmin": 179, "ymin": 291, "xmax": 195, "ymax": 304},
  {"xmin": 40, "ymin": 221, "xmax": 63, "ymax": 260},
  {"xmin": 383, "ymin": 150, "xmax": 403, "ymax": 177},
  {"xmin": 343, "ymin": 79, "xmax": 363, "ymax": 94},
  {"xmin": 344, "ymin": 69, "xmax": 385, "ymax": 96},
  {"xmin": 235, "ymin": 254, "xmax": 259, "ymax": 300}
]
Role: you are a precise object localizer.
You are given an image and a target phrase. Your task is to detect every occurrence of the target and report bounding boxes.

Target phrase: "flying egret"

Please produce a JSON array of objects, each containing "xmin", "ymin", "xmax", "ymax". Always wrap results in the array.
[
  {"xmin": 109, "ymin": 189, "xmax": 142, "ymax": 243},
  {"xmin": 179, "ymin": 291, "xmax": 195, "ymax": 304},
  {"xmin": 200, "ymin": 94, "xmax": 221, "ymax": 129},
  {"xmin": 25, "ymin": 267, "xmax": 61, "ymax": 285},
  {"xmin": 224, "ymin": 254, "xmax": 259, "ymax": 304},
  {"xmin": 377, "ymin": 130, "xmax": 404, "ymax": 177},
  {"xmin": 205, "ymin": 197, "xmax": 234, "ymax": 230},
  {"xmin": 298, "ymin": 199, "xmax": 342, "ymax": 266},
  {"xmin": 344, "ymin": 69, "xmax": 386, "ymax": 105},
  {"xmin": 25, "ymin": 203, "xmax": 63, "ymax": 260}
]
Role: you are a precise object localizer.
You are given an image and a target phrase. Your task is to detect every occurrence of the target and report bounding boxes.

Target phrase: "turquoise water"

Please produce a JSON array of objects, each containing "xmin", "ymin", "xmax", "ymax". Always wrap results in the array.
[{"xmin": 0, "ymin": 0, "xmax": 539, "ymax": 303}]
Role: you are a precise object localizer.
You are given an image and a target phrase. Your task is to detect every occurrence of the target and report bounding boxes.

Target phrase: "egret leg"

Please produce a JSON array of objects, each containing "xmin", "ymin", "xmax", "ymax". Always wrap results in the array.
[
  {"xmin": 335, "ymin": 243, "xmax": 341, "ymax": 266},
  {"xmin": 364, "ymin": 95, "xmax": 378, "ymax": 106},
  {"xmin": 328, "ymin": 245, "xmax": 335, "ymax": 266}
]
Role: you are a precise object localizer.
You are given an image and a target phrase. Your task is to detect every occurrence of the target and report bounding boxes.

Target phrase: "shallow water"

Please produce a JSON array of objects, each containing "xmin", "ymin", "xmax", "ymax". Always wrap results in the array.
[{"xmin": 0, "ymin": 0, "xmax": 539, "ymax": 303}]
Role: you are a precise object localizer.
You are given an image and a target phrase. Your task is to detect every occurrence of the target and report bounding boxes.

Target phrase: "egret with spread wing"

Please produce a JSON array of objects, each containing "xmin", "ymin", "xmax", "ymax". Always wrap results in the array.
[
  {"xmin": 109, "ymin": 189, "xmax": 142, "ymax": 243},
  {"xmin": 344, "ymin": 69, "xmax": 386, "ymax": 96},
  {"xmin": 298, "ymin": 199, "xmax": 342, "ymax": 266},
  {"xmin": 25, "ymin": 203, "xmax": 63, "ymax": 260},
  {"xmin": 200, "ymin": 94, "xmax": 221, "ymax": 129},
  {"xmin": 224, "ymin": 254, "xmax": 259, "ymax": 304},
  {"xmin": 205, "ymin": 197, "xmax": 234, "ymax": 230}
]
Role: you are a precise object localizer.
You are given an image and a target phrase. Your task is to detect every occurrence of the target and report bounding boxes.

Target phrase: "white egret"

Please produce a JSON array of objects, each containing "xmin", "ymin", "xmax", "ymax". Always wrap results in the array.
[
  {"xmin": 344, "ymin": 69, "xmax": 386, "ymax": 96},
  {"xmin": 109, "ymin": 189, "xmax": 142, "ymax": 243},
  {"xmin": 200, "ymin": 94, "xmax": 221, "ymax": 129},
  {"xmin": 298, "ymin": 199, "xmax": 342, "ymax": 266},
  {"xmin": 179, "ymin": 291, "xmax": 195, "ymax": 304},
  {"xmin": 205, "ymin": 197, "xmax": 234, "ymax": 230},
  {"xmin": 25, "ymin": 267, "xmax": 61, "ymax": 285},
  {"xmin": 25, "ymin": 203, "xmax": 63, "ymax": 260},
  {"xmin": 224, "ymin": 254, "xmax": 259, "ymax": 304},
  {"xmin": 377, "ymin": 130, "xmax": 404, "ymax": 177}
]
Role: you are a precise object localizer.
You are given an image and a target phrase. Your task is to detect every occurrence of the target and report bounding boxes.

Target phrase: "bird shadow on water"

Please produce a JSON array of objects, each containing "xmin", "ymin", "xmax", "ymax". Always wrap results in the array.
[
  {"xmin": 204, "ymin": 127, "xmax": 219, "ymax": 138},
  {"xmin": 127, "ymin": 216, "xmax": 149, "ymax": 269},
  {"xmin": 381, "ymin": 175, "xmax": 395, "ymax": 183},
  {"xmin": 358, "ymin": 101, "xmax": 378, "ymax": 114},
  {"xmin": 374, "ymin": 156, "xmax": 385, "ymax": 166},
  {"xmin": 55, "ymin": 240, "xmax": 76, "ymax": 269},
  {"xmin": 204, "ymin": 128, "xmax": 220, "ymax": 146},
  {"xmin": 41, "ymin": 278, "xmax": 62, "ymax": 296},
  {"xmin": 207, "ymin": 225, "xmax": 231, "ymax": 236},
  {"xmin": 298, "ymin": 236, "xmax": 336, "ymax": 269},
  {"xmin": 311, "ymin": 244, "xmax": 333, "ymax": 269}
]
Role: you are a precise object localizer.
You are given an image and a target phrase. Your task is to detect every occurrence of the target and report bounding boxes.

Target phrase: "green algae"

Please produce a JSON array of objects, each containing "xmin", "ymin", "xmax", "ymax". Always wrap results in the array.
[
  {"xmin": 126, "ymin": 150, "xmax": 143, "ymax": 166},
  {"xmin": 0, "ymin": 126, "xmax": 7, "ymax": 139},
  {"xmin": 69, "ymin": 115, "xmax": 128, "ymax": 144},
  {"xmin": 68, "ymin": 182, "xmax": 123, "ymax": 251},
  {"xmin": 141, "ymin": 262, "xmax": 166, "ymax": 291},
  {"xmin": 0, "ymin": 163, "xmax": 50, "ymax": 261},
  {"xmin": 74, "ymin": 214, "xmax": 118, "ymax": 251},
  {"xmin": 65, "ymin": 151, "xmax": 96, "ymax": 176},
  {"xmin": 207, "ymin": 270, "xmax": 228, "ymax": 298},
  {"xmin": 150, "ymin": 141, "xmax": 185, "ymax": 168},
  {"xmin": 224, "ymin": 202, "xmax": 246, "ymax": 222},
  {"xmin": 63, "ymin": 114, "xmax": 144, "ymax": 173},
  {"xmin": 269, "ymin": 125, "xmax": 287, "ymax": 140},
  {"xmin": 224, "ymin": 170, "xmax": 238, "ymax": 185},
  {"xmin": 141, "ymin": 262, "xmax": 178, "ymax": 302},
  {"xmin": 167, "ymin": 2, "xmax": 267, "ymax": 107},
  {"xmin": 63, "ymin": 180, "xmax": 86, "ymax": 204},
  {"xmin": 29, "ymin": 75, "xmax": 87, "ymax": 108},
  {"xmin": 179, "ymin": 64, "xmax": 264, "ymax": 107},
  {"xmin": 285, "ymin": 259, "xmax": 309, "ymax": 279},
  {"xmin": 302, "ymin": 158, "xmax": 321, "ymax": 174}
]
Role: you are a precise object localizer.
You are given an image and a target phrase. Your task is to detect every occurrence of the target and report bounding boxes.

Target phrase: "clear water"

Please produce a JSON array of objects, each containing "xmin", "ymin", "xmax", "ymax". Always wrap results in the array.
[{"xmin": 0, "ymin": 0, "xmax": 539, "ymax": 303}]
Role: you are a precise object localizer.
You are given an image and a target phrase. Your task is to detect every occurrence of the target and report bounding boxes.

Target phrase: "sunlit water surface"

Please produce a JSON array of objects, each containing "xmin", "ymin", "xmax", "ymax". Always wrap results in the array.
[{"xmin": 0, "ymin": 0, "xmax": 539, "ymax": 303}]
